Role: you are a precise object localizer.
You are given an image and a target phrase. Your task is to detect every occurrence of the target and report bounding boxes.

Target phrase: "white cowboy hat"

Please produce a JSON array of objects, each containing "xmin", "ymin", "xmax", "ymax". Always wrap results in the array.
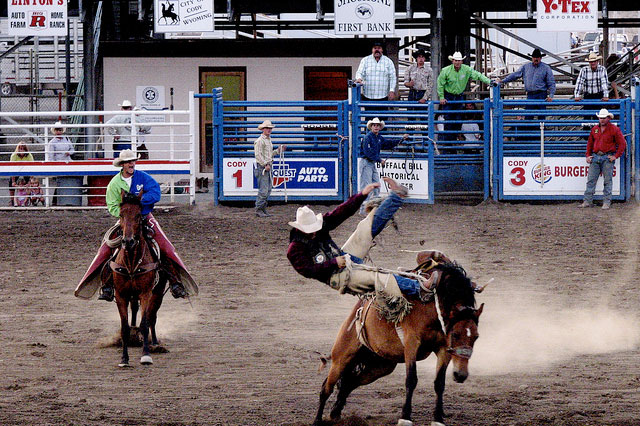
[
  {"xmin": 366, "ymin": 117, "xmax": 385, "ymax": 130},
  {"xmin": 448, "ymin": 51, "xmax": 466, "ymax": 61},
  {"xmin": 118, "ymin": 100, "xmax": 133, "ymax": 108},
  {"xmin": 586, "ymin": 52, "xmax": 602, "ymax": 62},
  {"xmin": 596, "ymin": 108, "xmax": 614, "ymax": 119},
  {"xmin": 288, "ymin": 206, "xmax": 323, "ymax": 233},
  {"xmin": 113, "ymin": 149, "xmax": 140, "ymax": 167},
  {"xmin": 53, "ymin": 121, "xmax": 65, "ymax": 132},
  {"xmin": 258, "ymin": 120, "xmax": 276, "ymax": 130}
]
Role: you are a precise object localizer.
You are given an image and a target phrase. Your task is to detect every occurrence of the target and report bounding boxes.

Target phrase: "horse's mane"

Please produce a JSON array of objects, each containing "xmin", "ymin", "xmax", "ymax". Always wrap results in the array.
[
  {"xmin": 434, "ymin": 262, "xmax": 475, "ymax": 314},
  {"xmin": 120, "ymin": 191, "xmax": 141, "ymax": 207}
]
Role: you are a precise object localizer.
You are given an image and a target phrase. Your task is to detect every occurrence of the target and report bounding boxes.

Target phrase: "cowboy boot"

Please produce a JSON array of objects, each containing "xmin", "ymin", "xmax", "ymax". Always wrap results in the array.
[
  {"xmin": 162, "ymin": 259, "xmax": 187, "ymax": 298},
  {"xmin": 419, "ymin": 270, "xmax": 440, "ymax": 302},
  {"xmin": 98, "ymin": 274, "xmax": 115, "ymax": 302}
]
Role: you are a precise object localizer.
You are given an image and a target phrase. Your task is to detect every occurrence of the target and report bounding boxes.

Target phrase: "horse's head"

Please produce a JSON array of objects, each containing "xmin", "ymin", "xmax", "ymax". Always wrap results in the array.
[
  {"xmin": 446, "ymin": 303, "xmax": 483, "ymax": 383},
  {"xmin": 119, "ymin": 190, "xmax": 143, "ymax": 251},
  {"xmin": 432, "ymin": 262, "xmax": 484, "ymax": 383}
]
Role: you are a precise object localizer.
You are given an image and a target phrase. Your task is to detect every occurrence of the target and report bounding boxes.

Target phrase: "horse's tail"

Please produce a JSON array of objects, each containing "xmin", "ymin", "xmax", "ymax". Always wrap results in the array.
[{"xmin": 314, "ymin": 351, "xmax": 331, "ymax": 372}]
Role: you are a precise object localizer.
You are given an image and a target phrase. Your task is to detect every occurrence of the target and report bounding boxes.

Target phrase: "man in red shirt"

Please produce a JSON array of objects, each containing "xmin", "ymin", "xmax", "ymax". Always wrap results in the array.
[{"xmin": 580, "ymin": 108, "xmax": 626, "ymax": 209}]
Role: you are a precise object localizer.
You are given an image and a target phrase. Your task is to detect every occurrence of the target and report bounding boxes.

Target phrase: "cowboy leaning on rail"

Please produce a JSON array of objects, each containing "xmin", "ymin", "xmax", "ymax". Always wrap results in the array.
[
  {"xmin": 287, "ymin": 177, "xmax": 439, "ymax": 314},
  {"xmin": 75, "ymin": 149, "xmax": 194, "ymax": 301}
]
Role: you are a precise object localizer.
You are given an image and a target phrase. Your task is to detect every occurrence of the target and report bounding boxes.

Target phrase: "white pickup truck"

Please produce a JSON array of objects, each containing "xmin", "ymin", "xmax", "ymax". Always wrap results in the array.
[{"xmin": 0, "ymin": 17, "xmax": 83, "ymax": 95}]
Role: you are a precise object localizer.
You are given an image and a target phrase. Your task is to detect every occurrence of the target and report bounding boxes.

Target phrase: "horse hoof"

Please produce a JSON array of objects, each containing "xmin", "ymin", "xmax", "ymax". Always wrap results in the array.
[
  {"xmin": 431, "ymin": 422, "xmax": 446, "ymax": 426},
  {"xmin": 118, "ymin": 362, "xmax": 131, "ymax": 368},
  {"xmin": 398, "ymin": 420, "xmax": 413, "ymax": 426},
  {"xmin": 140, "ymin": 355, "xmax": 153, "ymax": 365}
]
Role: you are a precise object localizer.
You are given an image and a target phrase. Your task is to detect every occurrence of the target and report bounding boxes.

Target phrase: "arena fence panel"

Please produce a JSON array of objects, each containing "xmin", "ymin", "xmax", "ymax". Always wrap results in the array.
[{"xmin": 0, "ymin": 94, "xmax": 196, "ymax": 209}]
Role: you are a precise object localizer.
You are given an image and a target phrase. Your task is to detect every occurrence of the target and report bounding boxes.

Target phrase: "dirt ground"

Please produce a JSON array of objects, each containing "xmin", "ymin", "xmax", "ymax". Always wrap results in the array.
[{"xmin": 1, "ymin": 199, "xmax": 640, "ymax": 426}]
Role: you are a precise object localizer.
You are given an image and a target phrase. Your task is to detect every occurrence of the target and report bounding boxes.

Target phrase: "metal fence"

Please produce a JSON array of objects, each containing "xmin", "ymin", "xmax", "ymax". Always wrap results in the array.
[{"xmin": 0, "ymin": 93, "xmax": 196, "ymax": 209}]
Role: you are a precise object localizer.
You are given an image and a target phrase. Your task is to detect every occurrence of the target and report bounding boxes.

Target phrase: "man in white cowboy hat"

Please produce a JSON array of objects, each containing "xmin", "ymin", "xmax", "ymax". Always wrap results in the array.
[
  {"xmin": 580, "ymin": 108, "xmax": 626, "ymax": 209},
  {"xmin": 106, "ymin": 99, "xmax": 151, "ymax": 157},
  {"xmin": 404, "ymin": 48, "xmax": 434, "ymax": 103},
  {"xmin": 574, "ymin": 52, "xmax": 609, "ymax": 102},
  {"xmin": 254, "ymin": 120, "xmax": 286, "ymax": 217},
  {"xmin": 437, "ymin": 51, "xmax": 491, "ymax": 141},
  {"xmin": 76, "ymin": 149, "xmax": 196, "ymax": 301},
  {"xmin": 48, "ymin": 121, "xmax": 74, "ymax": 162},
  {"xmin": 359, "ymin": 117, "xmax": 409, "ymax": 214},
  {"xmin": 287, "ymin": 177, "xmax": 439, "ymax": 316}
]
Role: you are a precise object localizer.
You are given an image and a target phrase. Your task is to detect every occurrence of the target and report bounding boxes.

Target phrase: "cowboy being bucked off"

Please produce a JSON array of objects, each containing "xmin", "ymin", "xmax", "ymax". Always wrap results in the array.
[
  {"xmin": 75, "ymin": 149, "xmax": 196, "ymax": 301},
  {"xmin": 287, "ymin": 177, "xmax": 445, "ymax": 319}
]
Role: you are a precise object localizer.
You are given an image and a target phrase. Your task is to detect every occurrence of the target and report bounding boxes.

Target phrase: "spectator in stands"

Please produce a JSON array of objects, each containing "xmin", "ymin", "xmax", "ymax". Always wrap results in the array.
[
  {"xmin": 356, "ymin": 41, "xmax": 397, "ymax": 102},
  {"xmin": 13, "ymin": 177, "xmax": 29, "ymax": 207},
  {"xmin": 579, "ymin": 108, "xmax": 626, "ymax": 210},
  {"xmin": 29, "ymin": 177, "xmax": 45, "ymax": 206},
  {"xmin": 437, "ymin": 51, "xmax": 491, "ymax": 141},
  {"xmin": 404, "ymin": 48, "xmax": 434, "ymax": 103},
  {"xmin": 575, "ymin": 52, "xmax": 609, "ymax": 103},
  {"xmin": 106, "ymin": 99, "xmax": 151, "ymax": 157},
  {"xmin": 9, "ymin": 141, "xmax": 34, "ymax": 206},
  {"xmin": 48, "ymin": 121, "xmax": 74, "ymax": 162},
  {"xmin": 359, "ymin": 117, "xmax": 409, "ymax": 214},
  {"xmin": 497, "ymin": 48, "xmax": 555, "ymax": 124},
  {"xmin": 254, "ymin": 120, "xmax": 286, "ymax": 218}
]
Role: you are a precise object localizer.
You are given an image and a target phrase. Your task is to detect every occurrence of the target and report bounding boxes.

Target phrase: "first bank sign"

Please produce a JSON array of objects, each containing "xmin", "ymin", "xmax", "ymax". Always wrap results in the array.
[
  {"xmin": 537, "ymin": 0, "xmax": 597, "ymax": 31},
  {"xmin": 335, "ymin": 0, "xmax": 395, "ymax": 36}
]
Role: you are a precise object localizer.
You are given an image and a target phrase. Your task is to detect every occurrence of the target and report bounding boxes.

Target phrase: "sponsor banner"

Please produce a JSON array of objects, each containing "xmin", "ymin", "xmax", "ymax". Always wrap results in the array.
[
  {"xmin": 334, "ymin": 0, "xmax": 395, "ymax": 35},
  {"xmin": 136, "ymin": 85, "xmax": 166, "ymax": 123},
  {"xmin": 536, "ymin": 0, "xmax": 597, "ymax": 32},
  {"xmin": 0, "ymin": 160, "xmax": 190, "ymax": 176},
  {"xmin": 356, "ymin": 158, "xmax": 430, "ymax": 200},
  {"xmin": 503, "ymin": 157, "xmax": 620, "ymax": 195},
  {"xmin": 8, "ymin": 0, "xmax": 68, "ymax": 36},
  {"xmin": 223, "ymin": 158, "xmax": 339, "ymax": 196},
  {"xmin": 154, "ymin": 0, "xmax": 214, "ymax": 33}
]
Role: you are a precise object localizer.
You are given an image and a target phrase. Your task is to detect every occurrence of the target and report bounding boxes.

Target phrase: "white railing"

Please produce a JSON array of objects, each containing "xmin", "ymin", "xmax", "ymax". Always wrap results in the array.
[{"xmin": 0, "ymin": 92, "xmax": 197, "ymax": 209}]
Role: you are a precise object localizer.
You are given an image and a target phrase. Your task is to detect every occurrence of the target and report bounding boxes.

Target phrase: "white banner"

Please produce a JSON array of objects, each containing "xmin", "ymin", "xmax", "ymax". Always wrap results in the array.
[
  {"xmin": 334, "ymin": 0, "xmax": 395, "ymax": 35},
  {"xmin": 503, "ymin": 157, "xmax": 620, "ymax": 196},
  {"xmin": 536, "ymin": 0, "xmax": 597, "ymax": 32},
  {"xmin": 154, "ymin": 0, "xmax": 214, "ymax": 33},
  {"xmin": 357, "ymin": 158, "xmax": 429, "ymax": 200},
  {"xmin": 8, "ymin": 0, "xmax": 68, "ymax": 37}
]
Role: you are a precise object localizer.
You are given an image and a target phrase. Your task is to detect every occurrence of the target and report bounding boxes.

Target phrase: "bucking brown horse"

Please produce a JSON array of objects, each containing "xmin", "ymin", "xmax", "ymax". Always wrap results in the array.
[
  {"xmin": 111, "ymin": 190, "xmax": 165, "ymax": 367},
  {"xmin": 314, "ymin": 258, "xmax": 484, "ymax": 426}
]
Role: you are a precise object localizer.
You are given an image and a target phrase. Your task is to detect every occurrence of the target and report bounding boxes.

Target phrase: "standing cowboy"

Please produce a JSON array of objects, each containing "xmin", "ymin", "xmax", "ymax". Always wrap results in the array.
[
  {"xmin": 437, "ymin": 51, "xmax": 491, "ymax": 141},
  {"xmin": 359, "ymin": 117, "xmax": 409, "ymax": 214},
  {"xmin": 404, "ymin": 48, "xmax": 434, "ymax": 103},
  {"xmin": 254, "ymin": 120, "xmax": 286, "ymax": 217},
  {"xmin": 574, "ymin": 52, "xmax": 609, "ymax": 124},
  {"xmin": 106, "ymin": 100, "xmax": 151, "ymax": 157},
  {"xmin": 76, "ymin": 149, "xmax": 196, "ymax": 301},
  {"xmin": 579, "ymin": 109, "xmax": 626, "ymax": 210}
]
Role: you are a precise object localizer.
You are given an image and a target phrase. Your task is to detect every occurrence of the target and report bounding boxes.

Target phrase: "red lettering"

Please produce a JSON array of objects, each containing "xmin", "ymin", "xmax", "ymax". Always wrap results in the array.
[
  {"xmin": 542, "ymin": 0, "xmax": 554, "ymax": 13},
  {"xmin": 581, "ymin": 1, "xmax": 589, "ymax": 12},
  {"xmin": 571, "ymin": 2, "xmax": 580, "ymax": 12},
  {"xmin": 30, "ymin": 15, "xmax": 45, "ymax": 27},
  {"xmin": 559, "ymin": 0, "xmax": 571, "ymax": 13}
]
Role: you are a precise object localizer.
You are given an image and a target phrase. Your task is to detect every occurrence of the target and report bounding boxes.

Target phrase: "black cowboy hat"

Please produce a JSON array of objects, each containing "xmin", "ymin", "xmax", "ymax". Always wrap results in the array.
[
  {"xmin": 412, "ymin": 48, "xmax": 428, "ymax": 59},
  {"xmin": 372, "ymin": 41, "xmax": 383, "ymax": 47},
  {"xmin": 528, "ymin": 48, "xmax": 546, "ymax": 58}
]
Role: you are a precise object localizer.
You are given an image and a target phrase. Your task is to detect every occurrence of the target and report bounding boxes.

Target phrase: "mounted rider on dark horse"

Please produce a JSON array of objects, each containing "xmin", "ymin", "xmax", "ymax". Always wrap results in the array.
[{"xmin": 75, "ymin": 149, "xmax": 197, "ymax": 301}]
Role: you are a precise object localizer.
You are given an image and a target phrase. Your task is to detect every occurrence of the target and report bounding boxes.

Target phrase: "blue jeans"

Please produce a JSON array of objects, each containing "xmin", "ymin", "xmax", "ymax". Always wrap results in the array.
[
  {"xmin": 359, "ymin": 158, "xmax": 380, "ymax": 214},
  {"xmin": 441, "ymin": 92, "xmax": 465, "ymax": 141},
  {"xmin": 255, "ymin": 164, "xmax": 272, "ymax": 211},
  {"xmin": 584, "ymin": 154, "xmax": 614, "ymax": 203},
  {"xmin": 114, "ymin": 142, "xmax": 132, "ymax": 156}
]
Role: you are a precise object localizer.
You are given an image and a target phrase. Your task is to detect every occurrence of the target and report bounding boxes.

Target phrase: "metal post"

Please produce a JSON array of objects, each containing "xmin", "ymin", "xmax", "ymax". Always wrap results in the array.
[
  {"xmin": 189, "ymin": 91, "xmax": 196, "ymax": 206},
  {"xmin": 540, "ymin": 122, "xmax": 545, "ymax": 188}
]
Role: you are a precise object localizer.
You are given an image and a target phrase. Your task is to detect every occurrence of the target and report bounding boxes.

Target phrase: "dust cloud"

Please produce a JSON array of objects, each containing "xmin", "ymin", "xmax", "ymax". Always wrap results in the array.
[{"xmin": 471, "ymin": 292, "xmax": 640, "ymax": 375}]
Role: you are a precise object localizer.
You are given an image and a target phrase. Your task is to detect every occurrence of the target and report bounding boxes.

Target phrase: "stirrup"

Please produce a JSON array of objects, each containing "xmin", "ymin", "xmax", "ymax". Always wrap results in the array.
[
  {"xmin": 98, "ymin": 286, "xmax": 114, "ymax": 302},
  {"xmin": 170, "ymin": 282, "xmax": 187, "ymax": 299}
]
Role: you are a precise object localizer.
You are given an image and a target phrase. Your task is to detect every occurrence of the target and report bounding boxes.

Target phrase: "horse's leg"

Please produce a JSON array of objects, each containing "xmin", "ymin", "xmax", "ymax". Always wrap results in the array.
[
  {"xmin": 330, "ymin": 350, "xmax": 397, "ymax": 420},
  {"xmin": 433, "ymin": 348, "xmax": 451, "ymax": 425},
  {"xmin": 138, "ymin": 293, "xmax": 153, "ymax": 365},
  {"xmin": 115, "ymin": 294, "xmax": 130, "ymax": 367},
  {"xmin": 399, "ymin": 339, "xmax": 421, "ymax": 425},
  {"xmin": 148, "ymin": 282, "xmax": 165, "ymax": 346},
  {"xmin": 314, "ymin": 318, "xmax": 361, "ymax": 425},
  {"xmin": 130, "ymin": 297, "xmax": 139, "ymax": 328}
]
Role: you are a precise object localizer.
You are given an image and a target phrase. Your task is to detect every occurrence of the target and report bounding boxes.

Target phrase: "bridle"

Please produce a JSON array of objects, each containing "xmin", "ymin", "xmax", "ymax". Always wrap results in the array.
[{"xmin": 110, "ymin": 208, "xmax": 158, "ymax": 279}]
